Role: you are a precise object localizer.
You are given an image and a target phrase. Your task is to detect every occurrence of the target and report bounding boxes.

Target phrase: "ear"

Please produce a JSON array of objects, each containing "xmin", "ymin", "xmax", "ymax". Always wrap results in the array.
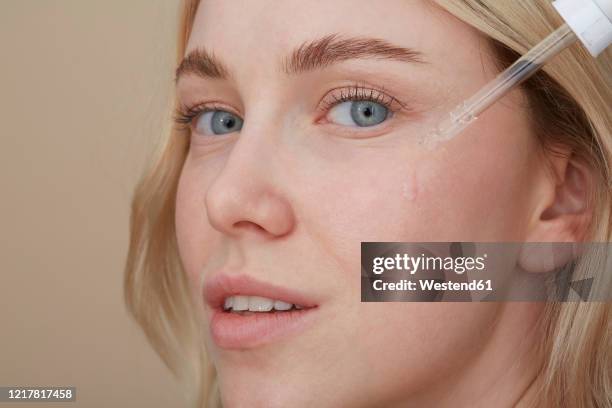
[{"xmin": 519, "ymin": 151, "xmax": 593, "ymax": 273}]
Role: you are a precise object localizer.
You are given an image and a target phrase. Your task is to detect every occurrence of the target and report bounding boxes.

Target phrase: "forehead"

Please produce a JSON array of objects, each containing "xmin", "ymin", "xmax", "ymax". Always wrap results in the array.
[{"xmin": 186, "ymin": 0, "xmax": 484, "ymax": 69}]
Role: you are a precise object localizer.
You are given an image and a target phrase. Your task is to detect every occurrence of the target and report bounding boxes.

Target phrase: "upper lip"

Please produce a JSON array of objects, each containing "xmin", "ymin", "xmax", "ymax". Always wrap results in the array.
[{"xmin": 203, "ymin": 273, "xmax": 319, "ymax": 309}]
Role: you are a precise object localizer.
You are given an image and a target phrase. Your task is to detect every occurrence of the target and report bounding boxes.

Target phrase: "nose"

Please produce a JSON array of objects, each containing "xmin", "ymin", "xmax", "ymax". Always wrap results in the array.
[{"xmin": 205, "ymin": 128, "xmax": 296, "ymax": 239}]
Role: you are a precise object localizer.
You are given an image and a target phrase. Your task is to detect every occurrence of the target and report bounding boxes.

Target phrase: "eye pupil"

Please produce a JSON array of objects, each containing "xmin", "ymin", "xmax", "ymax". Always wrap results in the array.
[
  {"xmin": 349, "ymin": 101, "xmax": 388, "ymax": 127},
  {"xmin": 207, "ymin": 110, "xmax": 243, "ymax": 135}
]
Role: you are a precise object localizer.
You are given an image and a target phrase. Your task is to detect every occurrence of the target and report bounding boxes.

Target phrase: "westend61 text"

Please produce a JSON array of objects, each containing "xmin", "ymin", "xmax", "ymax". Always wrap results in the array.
[{"xmin": 372, "ymin": 279, "xmax": 493, "ymax": 291}]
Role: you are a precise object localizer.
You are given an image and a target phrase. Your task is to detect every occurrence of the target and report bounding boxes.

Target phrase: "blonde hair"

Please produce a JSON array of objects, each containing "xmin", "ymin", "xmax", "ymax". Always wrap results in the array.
[{"xmin": 124, "ymin": 1, "xmax": 612, "ymax": 407}]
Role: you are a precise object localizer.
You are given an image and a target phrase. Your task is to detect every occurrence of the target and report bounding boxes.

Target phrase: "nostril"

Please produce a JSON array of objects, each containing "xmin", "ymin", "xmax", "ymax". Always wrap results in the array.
[{"xmin": 233, "ymin": 221, "xmax": 266, "ymax": 233}]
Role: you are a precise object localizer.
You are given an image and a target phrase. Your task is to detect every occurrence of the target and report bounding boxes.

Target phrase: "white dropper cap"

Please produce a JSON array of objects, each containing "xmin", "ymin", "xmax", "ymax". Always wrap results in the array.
[{"xmin": 553, "ymin": 0, "xmax": 612, "ymax": 57}]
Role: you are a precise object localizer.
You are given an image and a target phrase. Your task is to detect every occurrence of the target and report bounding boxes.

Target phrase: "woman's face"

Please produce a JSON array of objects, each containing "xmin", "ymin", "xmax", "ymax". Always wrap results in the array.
[{"xmin": 175, "ymin": 0, "xmax": 545, "ymax": 406}]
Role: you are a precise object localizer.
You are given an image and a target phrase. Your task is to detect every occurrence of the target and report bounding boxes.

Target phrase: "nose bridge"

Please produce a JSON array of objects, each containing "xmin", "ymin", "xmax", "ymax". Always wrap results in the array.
[
  {"xmin": 204, "ymin": 105, "xmax": 296, "ymax": 238},
  {"xmin": 220, "ymin": 99, "xmax": 284, "ymax": 181},
  {"xmin": 218, "ymin": 76, "xmax": 298, "ymax": 180}
]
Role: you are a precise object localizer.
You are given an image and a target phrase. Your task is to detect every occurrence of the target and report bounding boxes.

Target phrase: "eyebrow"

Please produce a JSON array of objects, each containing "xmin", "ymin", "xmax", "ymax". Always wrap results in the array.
[
  {"xmin": 175, "ymin": 33, "xmax": 425, "ymax": 82},
  {"xmin": 283, "ymin": 33, "xmax": 425, "ymax": 74},
  {"xmin": 175, "ymin": 48, "xmax": 230, "ymax": 82}
]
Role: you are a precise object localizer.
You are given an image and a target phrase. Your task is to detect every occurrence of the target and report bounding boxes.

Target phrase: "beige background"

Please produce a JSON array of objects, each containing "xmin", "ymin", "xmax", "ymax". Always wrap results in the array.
[{"xmin": 0, "ymin": 1, "xmax": 187, "ymax": 406}]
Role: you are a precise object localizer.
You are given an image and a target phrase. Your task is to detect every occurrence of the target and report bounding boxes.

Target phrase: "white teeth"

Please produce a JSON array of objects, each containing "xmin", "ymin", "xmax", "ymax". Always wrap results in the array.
[
  {"xmin": 231, "ymin": 295, "xmax": 249, "ymax": 311},
  {"xmin": 223, "ymin": 297, "xmax": 233, "ymax": 310},
  {"xmin": 273, "ymin": 300, "xmax": 292, "ymax": 311},
  {"xmin": 248, "ymin": 296, "xmax": 274, "ymax": 312},
  {"xmin": 223, "ymin": 295, "xmax": 304, "ymax": 312}
]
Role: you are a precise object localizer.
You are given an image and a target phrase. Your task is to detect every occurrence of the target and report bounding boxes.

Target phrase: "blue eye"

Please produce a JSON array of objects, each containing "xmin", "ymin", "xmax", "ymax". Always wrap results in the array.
[
  {"xmin": 328, "ymin": 100, "xmax": 390, "ymax": 127},
  {"xmin": 195, "ymin": 110, "xmax": 243, "ymax": 135}
]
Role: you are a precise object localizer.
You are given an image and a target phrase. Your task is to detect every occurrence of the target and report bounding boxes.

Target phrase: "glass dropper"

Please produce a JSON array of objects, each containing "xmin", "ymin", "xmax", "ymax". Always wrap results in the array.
[
  {"xmin": 421, "ymin": 0, "xmax": 612, "ymax": 148},
  {"xmin": 421, "ymin": 23, "xmax": 577, "ymax": 148}
]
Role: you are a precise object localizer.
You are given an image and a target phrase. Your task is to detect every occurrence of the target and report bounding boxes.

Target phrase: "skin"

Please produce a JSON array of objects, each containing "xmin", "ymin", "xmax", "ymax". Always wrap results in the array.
[{"xmin": 174, "ymin": 1, "xmax": 591, "ymax": 406}]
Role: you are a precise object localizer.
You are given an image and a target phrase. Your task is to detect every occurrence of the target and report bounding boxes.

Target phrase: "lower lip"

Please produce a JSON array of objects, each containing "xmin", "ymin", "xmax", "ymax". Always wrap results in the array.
[{"xmin": 209, "ymin": 308, "xmax": 318, "ymax": 349}]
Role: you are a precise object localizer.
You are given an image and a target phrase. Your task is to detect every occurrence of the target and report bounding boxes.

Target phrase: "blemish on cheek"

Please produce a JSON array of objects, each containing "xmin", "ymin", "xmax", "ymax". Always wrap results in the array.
[{"xmin": 402, "ymin": 169, "xmax": 420, "ymax": 202}]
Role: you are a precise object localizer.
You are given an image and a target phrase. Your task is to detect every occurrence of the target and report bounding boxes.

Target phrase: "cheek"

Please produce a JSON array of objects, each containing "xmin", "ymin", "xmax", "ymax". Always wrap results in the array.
[
  {"xmin": 409, "ymin": 110, "xmax": 538, "ymax": 241},
  {"xmin": 294, "ymin": 109, "xmax": 537, "ymax": 310},
  {"xmin": 175, "ymin": 157, "xmax": 220, "ymax": 287},
  {"xmin": 175, "ymin": 168, "xmax": 201, "ymax": 285},
  {"xmin": 301, "ymin": 131, "xmax": 533, "ymax": 247}
]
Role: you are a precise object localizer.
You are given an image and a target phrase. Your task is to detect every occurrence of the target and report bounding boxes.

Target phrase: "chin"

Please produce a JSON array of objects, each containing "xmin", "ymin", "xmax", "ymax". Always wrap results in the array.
[{"xmin": 218, "ymin": 377, "xmax": 318, "ymax": 408}]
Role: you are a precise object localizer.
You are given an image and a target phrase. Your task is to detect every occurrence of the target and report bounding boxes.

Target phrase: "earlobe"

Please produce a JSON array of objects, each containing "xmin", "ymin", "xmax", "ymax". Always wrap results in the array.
[
  {"xmin": 519, "ymin": 156, "xmax": 593, "ymax": 272},
  {"xmin": 518, "ymin": 242, "xmax": 582, "ymax": 273}
]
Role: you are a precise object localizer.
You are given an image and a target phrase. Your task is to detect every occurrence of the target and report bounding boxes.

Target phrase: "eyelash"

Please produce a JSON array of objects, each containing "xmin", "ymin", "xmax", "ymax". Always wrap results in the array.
[
  {"xmin": 173, "ymin": 82, "xmax": 408, "ymax": 130},
  {"xmin": 318, "ymin": 82, "xmax": 407, "ymax": 115},
  {"xmin": 173, "ymin": 102, "xmax": 226, "ymax": 130}
]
